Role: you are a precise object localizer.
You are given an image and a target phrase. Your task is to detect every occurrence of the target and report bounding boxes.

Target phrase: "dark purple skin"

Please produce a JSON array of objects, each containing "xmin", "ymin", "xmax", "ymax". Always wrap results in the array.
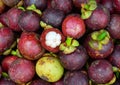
[
  {"xmin": 107, "ymin": 14, "xmax": 120, "ymax": 39},
  {"xmin": 85, "ymin": 5, "xmax": 110, "ymax": 30},
  {"xmin": 51, "ymin": 0, "xmax": 73, "ymax": 14},
  {"xmin": 72, "ymin": 0, "xmax": 88, "ymax": 9},
  {"xmin": 30, "ymin": 79, "xmax": 51, "ymax": 85},
  {"xmin": 0, "ymin": 27, "xmax": 14, "ymax": 54},
  {"xmin": 8, "ymin": 58, "xmax": 35, "ymax": 84},
  {"xmin": 113, "ymin": 0, "xmax": 120, "ymax": 13},
  {"xmin": 18, "ymin": 32, "xmax": 45, "ymax": 60},
  {"xmin": 52, "ymin": 79, "xmax": 64, "ymax": 85},
  {"xmin": 88, "ymin": 59, "xmax": 114, "ymax": 84},
  {"xmin": 113, "ymin": 79, "xmax": 120, "ymax": 85},
  {"xmin": 0, "ymin": 65, "xmax": 2, "ymax": 78},
  {"xmin": 59, "ymin": 46, "xmax": 88, "ymax": 71},
  {"xmin": 41, "ymin": 8, "xmax": 65, "ymax": 28},
  {"xmin": 6, "ymin": 8, "xmax": 23, "ymax": 32},
  {"xmin": 24, "ymin": 0, "xmax": 47, "ymax": 11},
  {"xmin": 2, "ymin": 0, "xmax": 20, "ymax": 7},
  {"xmin": 18, "ymin": 10, "xmax": 40, "ymax": 32},
  {"xmin": 0, "ymin": 78, "xmax": 16, "ymax": 85},
  {"xmin": 84, "ymin": 33, "xmax": 114, "ymax": 59},
  {"xmin": 101, "ymin": 0, "xmax": 114, "ymax": 14},
  {"xmin": 64, "ymin": 71, "xmax": 89, "ymax": 85},
  {"xmin": 109, "ymin": 45, "xmax": 120, "ymax": 68}
]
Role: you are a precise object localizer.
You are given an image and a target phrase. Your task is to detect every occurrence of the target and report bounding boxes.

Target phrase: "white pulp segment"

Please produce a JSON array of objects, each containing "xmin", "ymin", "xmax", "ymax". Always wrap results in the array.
[{"xmin": 45, "ymin": 31, "xmax": 62, "ymax": 48}]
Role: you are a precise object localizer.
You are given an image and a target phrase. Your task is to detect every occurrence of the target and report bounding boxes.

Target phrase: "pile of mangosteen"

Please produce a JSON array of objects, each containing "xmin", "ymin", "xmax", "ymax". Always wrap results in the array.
[{"xmin": 0, "ymin": 0, "xmax": 120, "ymax": 85}]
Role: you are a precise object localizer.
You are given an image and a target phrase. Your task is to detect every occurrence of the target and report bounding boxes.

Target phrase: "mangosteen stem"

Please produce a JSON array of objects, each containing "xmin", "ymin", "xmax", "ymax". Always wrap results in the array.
[
  {"xmin": 11, "ymin": 49, "xmax": 23, "ymax": 58},
  {"xmin": 2, "ymin": 72, "xmax": 9, "ymax": 78},
  {"xmin": 81, "ymin": 0, "xmax": 97, "ymax": 19},
  {"xmin": 40, "ymin": 21, "xmax": 53, "ymax": 29},
  {"xmin": 16, "ymin": 0, "xmax": 24, "ymax": 7},
  {"xmin": 18, "ymin": 6, "xmax": 25, "ymax": 11},
  {"xmin": 59, "ymin": 38, "xmax": 79, "ymax": 54},
  {"xmin": 0, "ymin": 23, "xmax": 4, "ymax": 28},
  {"xmin": 97, "ymin": 31, "xmax": 107, "ymax": 41},
  {"xmin": 26, "ymin": 4, "xmax": 42, "ymax": 15},
  {"xmin": 65, "ymin": 37, "xmax": 73, "ymax": 46},
  {"xmin": 112, "ymin": 66, "xmax": 120, "ymax": 72}
]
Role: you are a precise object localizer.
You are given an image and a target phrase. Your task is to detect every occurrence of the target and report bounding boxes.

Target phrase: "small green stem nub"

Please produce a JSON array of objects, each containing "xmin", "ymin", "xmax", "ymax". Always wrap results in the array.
[
  {"xmin": 2, "ymin": 72, "xmax": 9, "ymax": 78},
  {"xmin": 65, "ymin": 37, "xmax": 73, "ymax": 46},
  {"xmin": 26, "ymin": 4, "xmax": 42, "ymax": 15},
  {"xmin": 97, "ymin": 31, "xmax": 107, "ymax": 41},
  {"xmin": 81, "ymin": 0, "xmax": 97, "ymax": 19},
  {"xmin": 0, "ymin": 23, "xmax": 4, "ymax": 28}
]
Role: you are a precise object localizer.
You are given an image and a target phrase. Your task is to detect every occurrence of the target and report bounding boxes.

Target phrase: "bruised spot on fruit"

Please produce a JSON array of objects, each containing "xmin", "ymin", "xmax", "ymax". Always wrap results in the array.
[
  {"xmin": 39, "ymin": 60, "xmax": 45, "ymax": 65},
  {"xmin": 41, "ymin": 75, "xmax": 49, "ymax": 81},
  {"xmin": 45, "ymin": 31, "xmax": 62, "ymax": 48}
]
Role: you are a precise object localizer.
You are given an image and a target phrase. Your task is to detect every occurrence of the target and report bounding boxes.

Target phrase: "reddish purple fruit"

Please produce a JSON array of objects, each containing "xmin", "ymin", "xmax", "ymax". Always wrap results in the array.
[
  {"xmin": 8, "ymin": 58, "xmax": 35, "ymax": 84},
  {"xmin": 85, "ymin": 5, "xmax": 110, "ymax": 30},
  {"xmin": 107, "ymin": 14, "xmax": 120, "ymax": 39},
  {"xmin": 88, "ymin": 59, "xmax": 114, "ymax": 84},
  {"xmin": 30, "ymin": 79, "xmax": 51, "ymax": 85},
  {"xmin": 6, "ymin": 8, "xmax": 23, "ymax": 32},
  {"xmin": 62, "ymin": 14, "xmax": 86, "ymax": 39},
  {"xmin": 51, "ymin": 0, "xmax": 73, "ymax": 14},
  {"xmin": 1, "ymin": 55, "xmax": 18, "ymax": 72},
  {"xmin": 59, "ymin": 46, "xmax": 88, "ymax": 71},
  {"xmin": 24, "ymin": 0, "xmax": 47, "ymax": 11},
  {"xmin": 18, "ymin": 32, "xmax": 45, "ymax": 60},
  {"xmin": 41, "ymin": 8, "xmax": 65, "ymax": 28},
  {"xmin": 109, "ymin": 45, "xmax": 120, "ymax": 68},
  {"xmin": 0, "ymin": 27, "xmax": 14, "ymax": 54},
  {"xmin": 18, "ymin": 10, "xmax": 40, "ymax": 32},
  {"xmin": 64, "ymin": 71, "xmax": 89, "ymax": 85}
]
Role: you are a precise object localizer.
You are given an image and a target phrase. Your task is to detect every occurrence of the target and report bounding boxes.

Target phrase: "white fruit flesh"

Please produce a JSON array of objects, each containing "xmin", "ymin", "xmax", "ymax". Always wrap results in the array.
[{"xmin": 45, "ymin": 31, "xmax": 62, "ymax": 48}]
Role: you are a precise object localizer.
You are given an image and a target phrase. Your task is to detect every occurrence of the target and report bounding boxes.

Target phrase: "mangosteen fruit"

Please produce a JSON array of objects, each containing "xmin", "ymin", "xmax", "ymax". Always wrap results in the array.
[
  {"xmin": 41, "ymin": 8, "xmax": 65, "ymax": 28},
  {"xmin": 84, "ymin": 29, "xmax": 114, "ymax": 59},
  {"xmin": 36, "ymin": 55, "xmax": 64, "ymax": 82},
  {"xmin": 18, "ymin": 32, "xmax": 45, "ymax": 60},
  {"xmin": 59, "ymin": 46, "xmax": 88, "ymax": 71},
  {"xmin": 88, "ymin": 59, "xmax": 114, "ymax": 84},
  {"xmin": 8, "ymin": 58, "xmax": 35, "ymax": 84}
]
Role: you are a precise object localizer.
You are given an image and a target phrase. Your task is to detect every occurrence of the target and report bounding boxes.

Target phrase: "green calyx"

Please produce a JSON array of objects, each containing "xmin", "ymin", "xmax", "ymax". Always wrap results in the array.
[
  {"xmin": 81, "ymin": 0, "xmax": 97, "ymax": 19},
  {"xmin": 0, "ymin": 23, "xmax": 4, "ymax": 28},
  {"xmin": 40, "ymin": 21, "xmax": 53, "ymax": 29},
  {"xmin": 59, "ymin": 37, "xmax": 79, "ymax": 54},
  {"xmin": 2, "ymin": 72, "xmax": 9, "ymax": 78},
  {"xmin": 3, "ymin": 41, "xmax": 17, "ymax": 56},
  {"xmin": 89, "ymin": 30, "xmax": 110, "ymax": 50},
  {"xmin": 18, "ymin": 6, "xmax": 25, "ymax": 11},
  {"xmin": 26, "ymin": 4, "xmax": 42, "ymax": 16},
  {"xmin": 11, "ymin": 49, "xmax": 23, "ymax": 58}
]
